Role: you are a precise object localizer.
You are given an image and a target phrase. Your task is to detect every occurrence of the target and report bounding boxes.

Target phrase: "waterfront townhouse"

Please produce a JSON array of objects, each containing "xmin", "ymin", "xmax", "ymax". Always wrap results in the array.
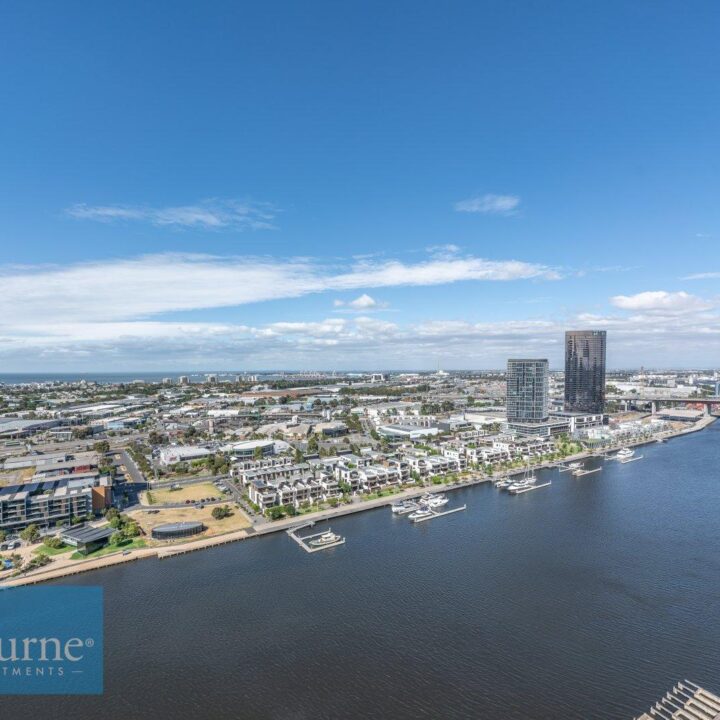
[
  {"xmin": 247, "ymin": 470, "xmax": 337, "ymax": 510},
  {"xmin": 440, "ymin": 447, "xmax": 468, "ymax": 471},
  {"xmin": 234, "ymin": 462, "xmax": 313, "ymax": 488},
  {"xmin": 356, "ymin": 463, "xmax": 403, "ymax": 492}
]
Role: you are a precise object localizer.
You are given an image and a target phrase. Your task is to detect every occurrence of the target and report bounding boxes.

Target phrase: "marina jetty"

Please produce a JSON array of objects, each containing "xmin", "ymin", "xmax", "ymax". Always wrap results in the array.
[{"xmin": 633, "ymin": 680, "xmax": 720, "ymax": 720}]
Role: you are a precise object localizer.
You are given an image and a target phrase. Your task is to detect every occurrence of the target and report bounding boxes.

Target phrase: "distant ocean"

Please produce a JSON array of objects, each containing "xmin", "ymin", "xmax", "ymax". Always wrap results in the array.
[{"xmin": 0, "ymin": 372, "xmax": 231, "ymax": 385}]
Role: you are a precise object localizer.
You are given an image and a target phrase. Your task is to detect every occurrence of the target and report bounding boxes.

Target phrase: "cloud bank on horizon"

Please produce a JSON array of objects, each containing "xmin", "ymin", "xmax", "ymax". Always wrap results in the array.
[{"xmin": 0, "ymin": 250, "xmax": 717, "ymax": 371}]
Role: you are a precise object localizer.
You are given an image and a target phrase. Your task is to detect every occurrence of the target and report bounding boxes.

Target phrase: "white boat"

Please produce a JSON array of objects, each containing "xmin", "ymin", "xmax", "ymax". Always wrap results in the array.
[
  {"xmin": 568, "ymin": 462, "xmax": 582, "ymax": 470},
  {"xmin": 408, "ymin": 508, "xmax": 434, "ymax": 520},
  {"xmin": 423, "ymin": 494, "xmax": 448, "ymax": 508},
  {"xmin": 494, "ymin": 479, "xmax": 510, "ymax": 488},
  {"xmin": 616, "ymin": 448, "xmax": 634, "ymax": 460},
  {"xmin": 507, "ymin": 480, "xmax": 532, "ymax": 492},
  {"xmin": 391, "ymin": 500, "xmax": 414, "ymax": 513},
  {"xmin": 309, "ymin": 530, "xmax": 342, "ymax": 547}
]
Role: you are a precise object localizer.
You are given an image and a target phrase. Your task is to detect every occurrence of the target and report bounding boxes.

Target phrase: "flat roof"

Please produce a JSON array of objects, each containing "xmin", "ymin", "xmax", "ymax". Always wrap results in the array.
[{"xmin": 61, "ymin": 525, "xmax": 114, "ymax": 544}]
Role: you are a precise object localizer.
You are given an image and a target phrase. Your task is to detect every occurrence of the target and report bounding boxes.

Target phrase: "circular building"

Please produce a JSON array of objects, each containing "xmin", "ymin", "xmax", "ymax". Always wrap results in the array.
[{"xmin": 152, "ymin": 521, "xmax": 205, "ymax": 541}]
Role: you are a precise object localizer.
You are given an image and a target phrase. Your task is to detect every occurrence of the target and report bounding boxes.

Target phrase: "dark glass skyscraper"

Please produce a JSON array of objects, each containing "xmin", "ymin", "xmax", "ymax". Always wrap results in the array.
[
  {"xmin": 564, "ymin": 330, "xmax": 607, "ymax": 413},
  {"xmin": 507, "ymin": 359, "xmax": 549, "ymax": 423}
]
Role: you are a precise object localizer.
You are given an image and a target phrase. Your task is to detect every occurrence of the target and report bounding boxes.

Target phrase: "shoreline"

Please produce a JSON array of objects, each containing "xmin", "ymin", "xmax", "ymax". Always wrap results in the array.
[{"xmin": 2, "ymin": 414, "xmax": 715, "ymax": 588}]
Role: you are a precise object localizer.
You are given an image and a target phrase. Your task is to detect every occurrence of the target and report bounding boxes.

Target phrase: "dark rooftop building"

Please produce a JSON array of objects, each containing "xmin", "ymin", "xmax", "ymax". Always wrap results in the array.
[
  {"xmin": 152, "ymin": 521, "xmax": 205, "ymax": 540},
  {"xmin": 61, "ymin": 525, "xmax": 115, "ymax": 555},
  {"xmin": 564, "ymin": 330, "xmax": 607, "ymax": 414}
]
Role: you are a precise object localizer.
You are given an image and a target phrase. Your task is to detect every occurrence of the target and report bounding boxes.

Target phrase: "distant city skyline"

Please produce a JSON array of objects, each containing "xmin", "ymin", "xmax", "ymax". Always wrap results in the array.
[{"xmin": 1, "ymin": 2, "xmax": 719, "ymax": 371}]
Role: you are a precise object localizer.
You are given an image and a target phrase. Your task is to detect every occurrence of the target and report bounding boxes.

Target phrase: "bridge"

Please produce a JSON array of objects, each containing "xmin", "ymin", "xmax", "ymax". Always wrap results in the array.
[{"xmin": 608, "ymin": 395, "xmax": 720, "ymax": 415}]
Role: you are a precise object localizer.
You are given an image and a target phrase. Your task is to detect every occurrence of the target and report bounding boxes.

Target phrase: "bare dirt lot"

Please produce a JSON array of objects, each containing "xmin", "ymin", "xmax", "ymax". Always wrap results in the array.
[{"xmin": 128, "ymin": 504, "xmax": 251, "ymax": 541}]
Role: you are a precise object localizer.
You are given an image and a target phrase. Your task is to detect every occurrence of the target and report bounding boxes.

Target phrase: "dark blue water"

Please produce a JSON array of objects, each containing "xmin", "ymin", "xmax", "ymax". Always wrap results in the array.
[{"xmin": 5, "ymin": 424, "xmax": 720, "ymax": 719}]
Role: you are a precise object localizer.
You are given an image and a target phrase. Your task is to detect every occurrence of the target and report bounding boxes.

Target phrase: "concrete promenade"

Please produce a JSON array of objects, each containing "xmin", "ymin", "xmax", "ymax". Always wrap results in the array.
[{"xmin": 2, "ymin": 415, "xmax": 715, "ymax": 588}]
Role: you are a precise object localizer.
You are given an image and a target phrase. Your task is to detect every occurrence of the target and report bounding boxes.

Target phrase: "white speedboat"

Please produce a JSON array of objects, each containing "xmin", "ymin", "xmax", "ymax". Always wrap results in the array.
[
  {"xmin": 568, "ymin": 462, "xmax": 582, "ymax": 470},
  {"xmin": 494, "ymin": 479, "xmax": 510, "ymax": 488},
  {"xmin": 423, "ymin": 494, "xmax": 448, "ymax": 508},
  {"xmin": 616, "ymin": 448, "xmax": 634, "ymax": 460},
  {"xmin": 309, "ymin": 530, "xmax": 341, "ymax": 547},
  {"xmin": 392, "ymin": 500, "xmax": 414, "ymax": 513},
  {"xmin": 408, "ymin": 508, "xmax": 434, "ymax": 520}
]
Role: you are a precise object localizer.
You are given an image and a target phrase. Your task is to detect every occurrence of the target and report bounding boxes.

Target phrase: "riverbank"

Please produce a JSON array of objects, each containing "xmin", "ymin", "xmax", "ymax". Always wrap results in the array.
[{"xmin": 2, "ymin": 415, "xmax": 715, "ymax": 588}]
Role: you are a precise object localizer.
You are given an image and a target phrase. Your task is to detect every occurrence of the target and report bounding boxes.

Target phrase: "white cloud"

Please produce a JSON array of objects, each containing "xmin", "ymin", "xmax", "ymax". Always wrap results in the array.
[
  {"xmin": 0, "ymin": 252, "xmax": 558, "ymax": 326},
  {"xmin": 682, "ymin": 272, "xmax": 720, "ymax": 280},
  {"xmin": 610, "ymin": 290, "xmax": 714, "ymax": 314},
  {"xmin": 454, "ymin": 194, "xmax": 520, "ymax": 215},
  {"xmin": 349, "ymin": 294, "xmax": 381, "ymax": 309},
  {"xmin": 66, "ymin": 198, "xmax": 277, "ymax": 230},
  {"xmin": 1, "ymin": 307, "xmax": 719, "ymax": 370}
]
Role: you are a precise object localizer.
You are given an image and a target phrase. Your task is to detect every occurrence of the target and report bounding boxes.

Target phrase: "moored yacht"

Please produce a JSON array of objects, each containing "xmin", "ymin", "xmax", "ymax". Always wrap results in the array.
[
  {"xmin": 309, "ymin": 530, "xmax": 342, "ymax": 547},
  {"xmin": 391, "ymin": 500, "xmax": 417, "ymax": 513},
  {"xmin": 422, "ymin": 494, "xmax": 448, "ymax": 508},
  {"xmin": 616, "ymin": 448, "xmax": 634, "ymax": 460}
]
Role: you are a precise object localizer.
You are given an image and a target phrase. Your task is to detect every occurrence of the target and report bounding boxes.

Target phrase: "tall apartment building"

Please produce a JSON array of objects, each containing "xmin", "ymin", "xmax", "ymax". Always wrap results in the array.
[
  {"xmin": 564, "ymin": 330, "xmax": 607, "ymax": 414},
  {"xmin": 506, "ymin": 359, "xmax": 549, "ymax": 423}
]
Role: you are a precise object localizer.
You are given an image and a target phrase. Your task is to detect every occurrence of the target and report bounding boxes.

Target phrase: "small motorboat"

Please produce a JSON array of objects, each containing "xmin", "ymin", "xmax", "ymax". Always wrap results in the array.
[
  {"xmin": 616, "ymin": 448, "xmax": 634, "ymax": 460},
  {"xmin": 408, "ymin": 508, "xmax": 434, "ymax": 520},
  {"xmin": 309, "ymin": 530, "xmax": 342, "ymax": 547}
]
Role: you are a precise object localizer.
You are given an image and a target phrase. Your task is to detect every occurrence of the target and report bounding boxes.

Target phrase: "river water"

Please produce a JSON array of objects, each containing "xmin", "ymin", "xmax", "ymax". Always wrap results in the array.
[{"xmin": 5, "ymin": 423, "xmax": 720, "ymax": 719}]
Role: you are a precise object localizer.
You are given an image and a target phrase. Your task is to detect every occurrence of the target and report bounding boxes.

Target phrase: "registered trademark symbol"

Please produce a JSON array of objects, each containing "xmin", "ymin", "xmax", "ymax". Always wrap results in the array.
[{"xmin": 85, "ymin": 638, "xmax": 95, "ymax": 647}]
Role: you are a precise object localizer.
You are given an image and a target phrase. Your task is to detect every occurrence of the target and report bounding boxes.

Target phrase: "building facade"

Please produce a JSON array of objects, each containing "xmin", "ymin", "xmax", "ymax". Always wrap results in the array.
[
  {"xmin": 564, "ymin": 330, "xmax": 607, "ymax": 414},
  {"xmin": 506, "ymin": 359, "xmax": 549, "ymax": 423}
]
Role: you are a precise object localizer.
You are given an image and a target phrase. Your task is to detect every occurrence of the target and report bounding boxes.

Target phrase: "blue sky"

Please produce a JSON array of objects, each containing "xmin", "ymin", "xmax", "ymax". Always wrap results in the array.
[{"xmin": 1, "ymin": 1, "xmax": 719, "ymax": 370}]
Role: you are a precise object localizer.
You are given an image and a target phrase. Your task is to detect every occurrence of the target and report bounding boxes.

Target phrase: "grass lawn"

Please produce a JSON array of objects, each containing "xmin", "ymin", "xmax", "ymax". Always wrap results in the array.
[
  {"xmin": 33, "ymin": 544, "xmax": 72, "ymax": 557},
  {"xmin": 70, "ymin": 538, "xmax": 147, "ymax": 560},
  {"xmin": 144, "ymin": 481, "xmax": 224, "ymax": 505}
]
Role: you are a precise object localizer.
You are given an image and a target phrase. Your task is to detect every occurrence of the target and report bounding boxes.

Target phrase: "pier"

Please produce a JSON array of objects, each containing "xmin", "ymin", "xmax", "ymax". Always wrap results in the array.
[
  {"xmin": 634, "ymin": 680, "xmax": 720, "ymax": 720},
  {"xmin": 573, "ymin": 467, "xmax": 602, "ymax": 477},
  {"xmin": 620, "ymin": 455, "xmax": 643, "ymax": 464},
  {"xmin": 411, "ymin": 504, "xmax": 466, "ymax": 523},
  {"xmin": 287, "ymin": 525, "xmax": 346, "ymax": 553},
  {"xmin": 510, "ymin": 481, "xmax": 551, "ymax": 495},
  {"xmin": 557, "ymin": 464, "xmax": 579, "ymax": 473}
]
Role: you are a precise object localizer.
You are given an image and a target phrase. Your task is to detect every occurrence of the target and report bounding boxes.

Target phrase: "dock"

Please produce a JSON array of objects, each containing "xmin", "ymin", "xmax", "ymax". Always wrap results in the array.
[
  {"xmin": 573, "ymin": 467, "xmax": 602, "ymax": 477},
  {"xmin": 287, "ymin": 525, "xmax": 345, "ymax": 553},
  {"xmin": 620, "ymin": 455, "xmax": 643, "ymax": 464},
  {"xmin": 509, "ymin": 481, "xmax": 551, "ymax": 495},
  {"xmin": 411, "ymin": 505, "xmax": 466, "ymax": 523}
]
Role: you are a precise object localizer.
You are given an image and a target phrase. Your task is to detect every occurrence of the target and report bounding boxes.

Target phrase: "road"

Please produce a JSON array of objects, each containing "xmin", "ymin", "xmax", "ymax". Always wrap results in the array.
[{"xmin": 119, "ymin": 449, "xmax": 146, "ymax": 485}]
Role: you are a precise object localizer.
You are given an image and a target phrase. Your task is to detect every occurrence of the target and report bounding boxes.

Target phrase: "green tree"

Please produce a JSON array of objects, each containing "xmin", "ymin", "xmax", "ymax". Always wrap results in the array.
[
  {"xmin": 94, "ymin": 440, "xmax": 110, "ymax": 454},
  {"xmin": 0, "ymin": 529, "xmax": 6, "ymax": 543},
  {"xmin": 122, "ymin": 522, "xmax": 140, "ymax": 539},
  {"xmin": 20, "ymin": 524, "xmax": 40, "ymax": 542},
  {"xmin": 110, "ymin": 531, "xmax": 124, "ymax": 546},
  {"xmin": 43, "ymin": 536, "xmax": 64, "ymax": 549},
  {"xmin": 211, "ymin": 505, "xmax": 233, "ymax": 520}
]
